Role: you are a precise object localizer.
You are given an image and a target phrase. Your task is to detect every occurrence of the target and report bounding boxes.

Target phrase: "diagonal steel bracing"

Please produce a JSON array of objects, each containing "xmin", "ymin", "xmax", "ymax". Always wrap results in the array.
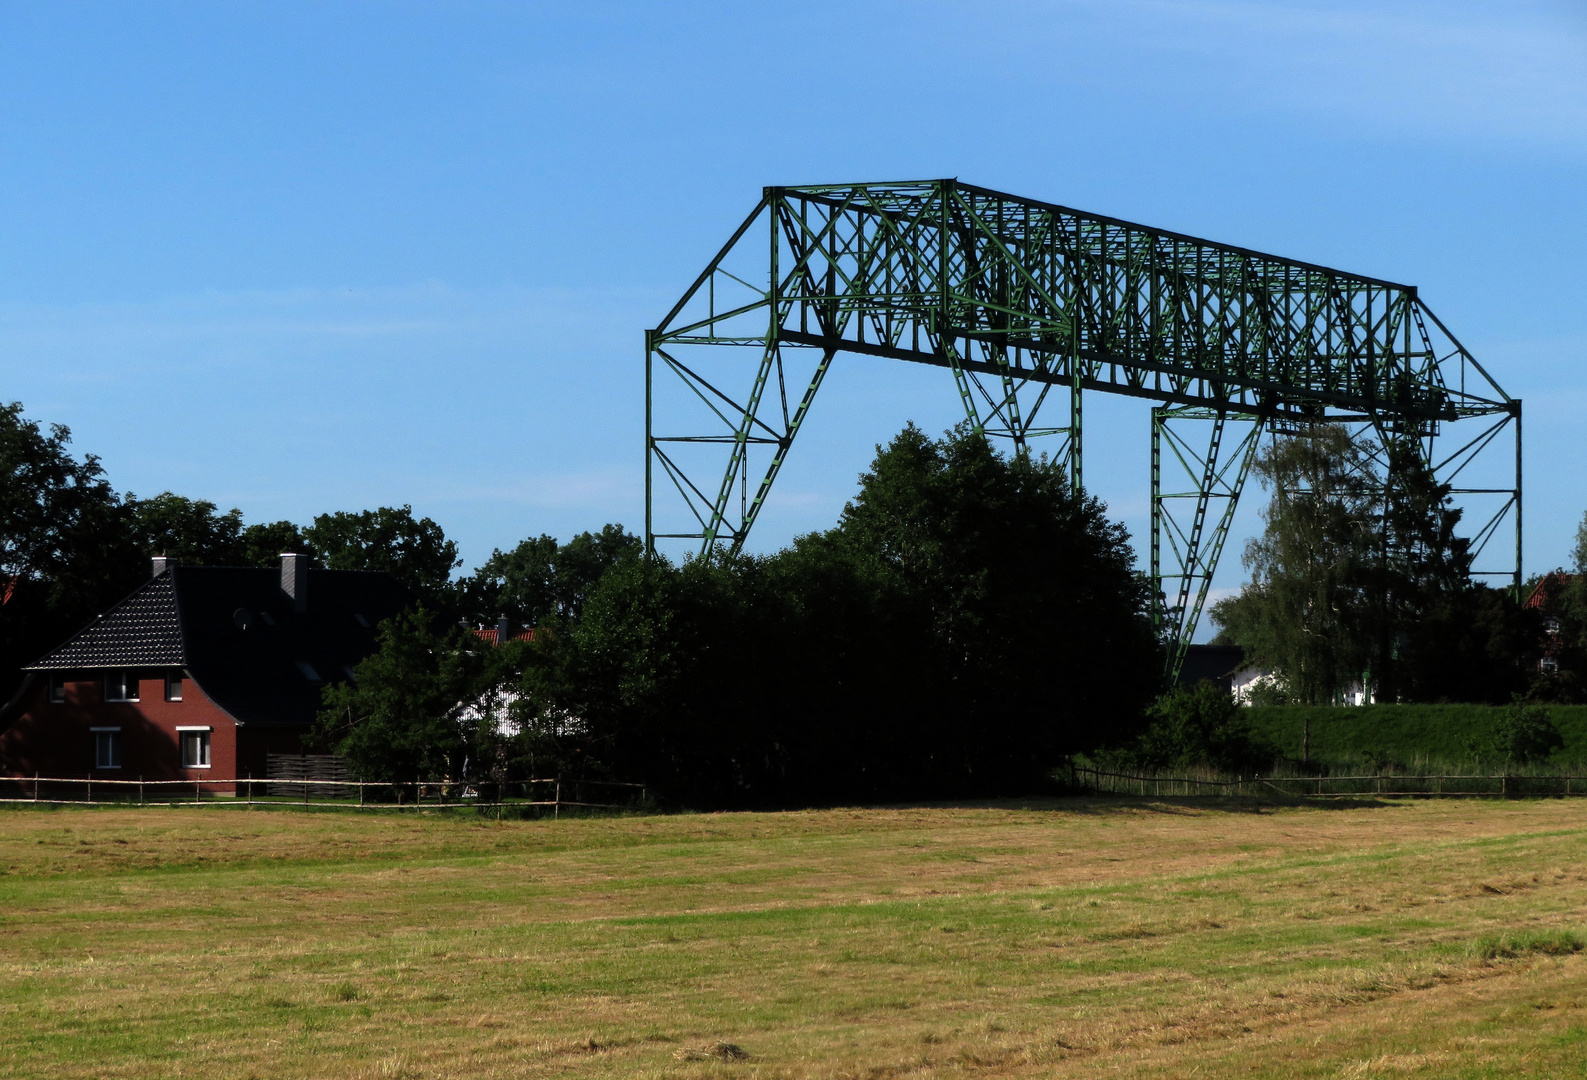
[{"xmin": 645, "ymin": 180, "xmax": 1520, "ymax": 677}]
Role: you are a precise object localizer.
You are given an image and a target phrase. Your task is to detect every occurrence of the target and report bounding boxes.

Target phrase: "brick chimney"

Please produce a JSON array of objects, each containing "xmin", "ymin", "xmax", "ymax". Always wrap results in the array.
[
  {"xmin": 496, "ymin": 615, "xmax": 510, "ymax": 645},
  {"xmin": 151, "ymin": 555, "xmax": 174, "ymax": 577},
  {"xmin": 280, "ymin": 553, "xmax": 308, "ymax": 613}
]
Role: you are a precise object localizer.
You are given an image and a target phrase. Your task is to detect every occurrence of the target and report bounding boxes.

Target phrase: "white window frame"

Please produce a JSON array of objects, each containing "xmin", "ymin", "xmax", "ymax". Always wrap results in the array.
[
  {"xmin": 165, "ymin": 672, "xmax": 184, "ymax": 702},
  {"xmin": 177, "ymin": 726, "xmax": 212, "ymax": 769},
  {"xmin": 90, "ymin": 726, "xmax": 122, "ymax": 770},
  {"xmin": 104, "ymin": 670, "xmax": 140, "ymax": 702}
]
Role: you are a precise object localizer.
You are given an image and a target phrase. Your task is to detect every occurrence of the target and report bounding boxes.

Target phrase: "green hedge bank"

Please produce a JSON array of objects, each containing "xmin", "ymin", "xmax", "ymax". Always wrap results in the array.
[{"xmin": 1244, "ymin": 704, "xmax": 1587, "ymax": 766}]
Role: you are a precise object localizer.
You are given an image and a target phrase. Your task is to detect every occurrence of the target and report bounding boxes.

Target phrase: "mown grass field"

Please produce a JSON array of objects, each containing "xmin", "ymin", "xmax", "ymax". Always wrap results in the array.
[{"xmin": 2, "ymin": 798, "xmax": 1586, "ymax": 1078}]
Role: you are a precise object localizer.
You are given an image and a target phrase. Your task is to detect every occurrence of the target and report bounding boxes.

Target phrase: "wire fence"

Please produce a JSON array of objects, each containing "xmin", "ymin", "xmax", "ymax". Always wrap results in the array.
[
  {"xmin": 1072, "ymin": 766, "xmax": 1587, "ymax": 799},
  {"xmin": 0, "ymin": 775, "xmax": 648, "ymax": 815}
]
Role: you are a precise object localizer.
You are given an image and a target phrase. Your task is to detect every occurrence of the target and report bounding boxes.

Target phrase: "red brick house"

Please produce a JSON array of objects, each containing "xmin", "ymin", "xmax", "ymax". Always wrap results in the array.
[
  {"xmin": 0, "ymin": 555, "xmax": 410, "ymax": 790},
  {"xmin": 1525, "ymin": 573, "xmax": 1575, "ymax": 673}
]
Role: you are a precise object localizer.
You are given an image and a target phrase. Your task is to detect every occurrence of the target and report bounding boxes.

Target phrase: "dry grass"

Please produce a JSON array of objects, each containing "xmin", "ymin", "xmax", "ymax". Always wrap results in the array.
[{"xmin": 2, "ymin": 796, "xmax": 1586, "ymax": 1077}]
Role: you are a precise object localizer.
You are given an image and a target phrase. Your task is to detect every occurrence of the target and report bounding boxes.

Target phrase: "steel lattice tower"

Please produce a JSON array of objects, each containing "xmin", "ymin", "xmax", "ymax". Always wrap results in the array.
[{"xmin": 644, "ymin": 180, "xmax": 1520, "ymax": 676}]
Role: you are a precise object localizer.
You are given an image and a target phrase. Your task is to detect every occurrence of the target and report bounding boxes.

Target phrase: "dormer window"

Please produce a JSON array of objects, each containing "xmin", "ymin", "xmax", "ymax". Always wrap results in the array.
[
  {"xmin": 296, "ymin": 661, "xmax": 321, "ymax": 683},
  {"xmin": 104, "ymin": 670, "xmax": 139, "ymax": 702}
]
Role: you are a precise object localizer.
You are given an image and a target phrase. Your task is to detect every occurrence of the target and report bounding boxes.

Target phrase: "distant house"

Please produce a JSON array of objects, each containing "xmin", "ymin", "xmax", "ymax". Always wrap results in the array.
[
  {"xmin": 0, "ymin": 555, "xmax": 410, "ymax": 789},
  {"xmin": 471, "ymin": 618, "xmax": 537, "ymax": 648},
  {"xmin": 1181, "ymin": 644, "xmax": 1372, "ymax": 705},
  {"xmin": 1177, "ymin": 644, "xmax": 1246, "ymax": 694},
  {"xmin": 1525, "ymin": 573, "xmax": 1573, "ymax": 673}
]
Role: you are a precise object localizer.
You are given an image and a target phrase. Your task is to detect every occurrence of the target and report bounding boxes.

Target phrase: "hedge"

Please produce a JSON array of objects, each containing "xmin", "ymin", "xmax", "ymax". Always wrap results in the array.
[{"xmin": 1244, "ymin": 704, "xmax": 1587, "ymax": 766}]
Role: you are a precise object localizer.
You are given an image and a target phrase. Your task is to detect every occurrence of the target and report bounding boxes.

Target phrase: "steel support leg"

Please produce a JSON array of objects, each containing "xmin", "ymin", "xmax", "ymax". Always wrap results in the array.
[{"xmin": 1152, "ymin": 407, "xmax": 1265, "ymax": 681}]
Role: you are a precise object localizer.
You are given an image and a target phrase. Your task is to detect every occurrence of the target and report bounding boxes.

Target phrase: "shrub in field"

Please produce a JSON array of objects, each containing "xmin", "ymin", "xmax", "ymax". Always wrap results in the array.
[
  {"xmin": 1094, "ymin": 681, "xmax": 1276, "ymax": 774},
  {"xmin": 1465, "ymin": 699, "xmax": 1565, "ymax": 766}
]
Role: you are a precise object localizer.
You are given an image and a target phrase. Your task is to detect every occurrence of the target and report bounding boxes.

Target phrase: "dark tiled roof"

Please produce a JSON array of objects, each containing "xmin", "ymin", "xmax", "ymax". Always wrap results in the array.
[
  {"xmin": 28, "ymin": 572, "xmax": 184, "ymax": 668},
  {"xmin": 176, "ymin": 567, "xmax": 411, "ymax": 727},
  {"xmin": 27, "ymin": 566, "xmax": 413, "ymax": 727},
  {"xmin": 1177, "ymin": 644, "xmax": 1247, "ymax": 687}
]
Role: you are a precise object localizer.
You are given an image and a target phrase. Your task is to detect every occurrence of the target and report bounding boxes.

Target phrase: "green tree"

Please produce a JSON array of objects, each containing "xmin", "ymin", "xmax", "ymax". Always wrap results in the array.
[
  {"xmin": 240, "ymin": 520, "xmax": 318, "ymax": 568},
  {"xmin": 314, "ymin": 608, "xmax": 496, "ymax": 782},
  {"xmin": 1211, "ymin": 425, "xmax": 1380, "ymax": 704},
  {"xmin": 129, "ymin": 492, "xmax": 248, "ymax": 566},
  {"xmin": 304, "ymin": 506, "xmax": 460, "ymax": 608},
  {"xmin": 508, "ymin": 424, "xmax": 1161, "ymax": 807},
  {"xmin": 0, "ymin": 403, "xmax": 143, "ymax": 699},
  {"xmin": 832, "ymin": 423, "xmax": 1161, "ymax": 772},
  {"xmin": 1216, "ymin": 426, "xmax": 1531, "ymax": 706},
  {"xmin": 464, "ymin": 524, "xmax": 641, "ymax": 627},
  {"xmin": 1392, "ymin": 585, "xmax": 1539, "ymax": 704}
]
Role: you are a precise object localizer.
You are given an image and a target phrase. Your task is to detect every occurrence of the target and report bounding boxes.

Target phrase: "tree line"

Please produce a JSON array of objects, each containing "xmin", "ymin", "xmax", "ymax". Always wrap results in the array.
[
  {"xmin": 0, "ymin": 402, "xmax": 465, "ymax": 707},
  {"xmin": 315, "ymin": 423, "xmax": 1165, "ymax": 806},
  {"xmin": 7, "ymin": 398, "xmax": 1578, "ymax": 800},
  {"xmin": 1211, "ymin": 424, "xmax": 1575, "ymax": 707}
]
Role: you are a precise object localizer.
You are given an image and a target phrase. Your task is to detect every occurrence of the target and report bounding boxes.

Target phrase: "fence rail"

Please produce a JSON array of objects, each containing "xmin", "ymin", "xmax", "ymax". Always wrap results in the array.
[
  {"xmin": 1073, "ymin": 766, "xmax": 1587, "ymax": 799},
  {"xmin": 0, "ymin": 775, "xmax": 648, "ymax": 814}
]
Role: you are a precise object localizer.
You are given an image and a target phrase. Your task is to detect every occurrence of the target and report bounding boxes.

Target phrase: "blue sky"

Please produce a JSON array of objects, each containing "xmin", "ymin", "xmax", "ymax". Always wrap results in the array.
[{"xmin": 1, "ymin": 1, "xmax": 1583, "ymax": 621}]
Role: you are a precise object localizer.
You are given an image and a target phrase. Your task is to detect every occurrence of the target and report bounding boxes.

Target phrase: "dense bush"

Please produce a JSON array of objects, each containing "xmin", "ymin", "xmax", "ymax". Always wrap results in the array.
[
  {"xmin": 1090, "ymin": 681, "xmax": 1276, "ymax": 774},
  {"xmin": 1464, "ymin": 700, "xmax": 1565, "ymax": 766}
]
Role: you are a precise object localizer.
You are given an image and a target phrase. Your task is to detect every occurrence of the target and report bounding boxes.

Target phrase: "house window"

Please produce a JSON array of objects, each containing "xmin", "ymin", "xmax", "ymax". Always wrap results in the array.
[
  {"xmin": 48, "ymin": 674, "xmax": 66, "ymax": 703},
  {"xmin": 104, "ymin": 670, "xmax": 139, "ymax": 702},
  {"xmin": 296, "ymin": 661, "xmax": 321, "ymax": 683},
  {"xmin": 91, "ymin": 728, "xmax": 122, "ymax": 769},
  {"xmin": 165, "ymin": 673, "xmax": 184, "ymax": 702},
  {"xmin": 178, "ymin": 727, "xmax": 212, "ymax": 769},
  {"xmin": 1546, "ymin": 617, "xmax": 1561, "ymax": 635},
  {"xmin": 1542, "ymin": 656, "xmax": 1560, "ymax": 673}
]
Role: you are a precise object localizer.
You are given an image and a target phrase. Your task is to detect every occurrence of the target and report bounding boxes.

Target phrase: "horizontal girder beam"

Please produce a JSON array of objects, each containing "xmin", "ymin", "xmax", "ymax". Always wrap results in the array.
[{"xmin": 653, "ymin": 180, "xmax": 1512, "ymax": 425}]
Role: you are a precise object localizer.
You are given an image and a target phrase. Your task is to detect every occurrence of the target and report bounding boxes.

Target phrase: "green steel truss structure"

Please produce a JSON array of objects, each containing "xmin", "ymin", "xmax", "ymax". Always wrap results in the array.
[{"xmin": 645, "ymin": 180, "xmax": 1520, "ymax": 674}]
